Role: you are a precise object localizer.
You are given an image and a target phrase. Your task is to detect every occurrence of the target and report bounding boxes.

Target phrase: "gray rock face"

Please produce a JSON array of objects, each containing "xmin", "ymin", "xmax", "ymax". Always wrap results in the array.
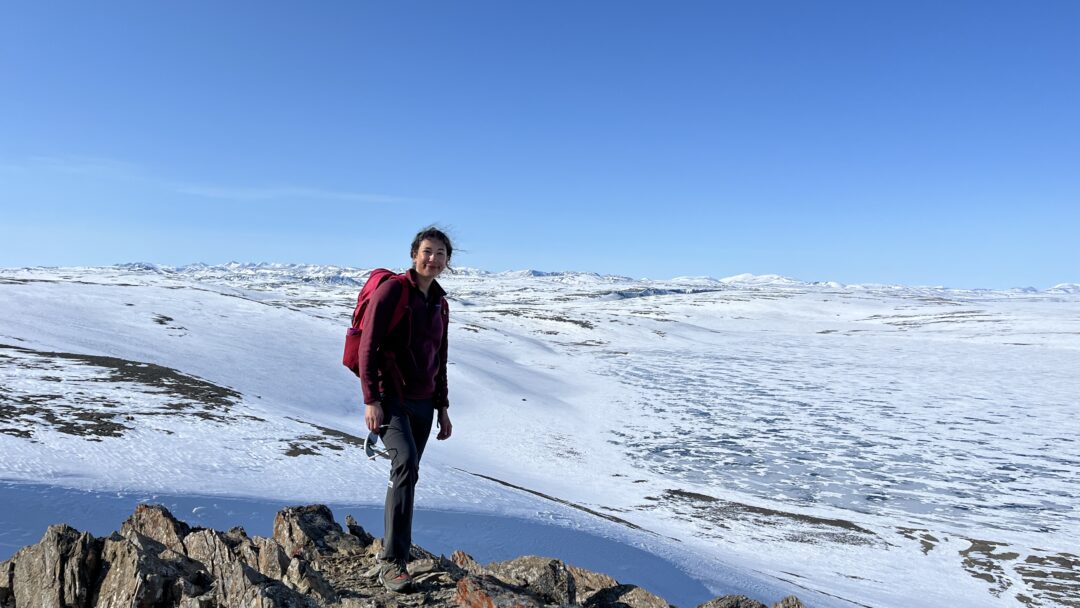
[
  {"xmin": 93, "ymin": 532, "xmax": 209, "ymax": 608},
  {"xmin": 487, "ymin": 556, "xmax": 577, "ymax": 605},
  {"xmin": 0, "ymin": 503, "xmax": 804, "ymax": 608},
  {"xmin": 272, "ymin": 505, "xmax": 366, "ymax": 562},
  {"xmin": 456, "ymin": 574, "xmax": 544, "ymax": 608},
  {"xmin": 184, "ymin": 528, "xmax": 317, "ymax": 607},
  {"xmin": 226, "ymin": 529, "xmax": 263, "ymax": 574},
  {"xmin": 1, "ymin": 557, "xmax": 15, "ymax": 606},
  {"xmin": 120, "ymin": 504, "xmax": 191, "ymax": 554},
  {"xmin": 11, "ymin": 524, "xmax": 100, "ymax": 608},
  {"xmin": 451, "ymin": 550, "xmax": 489, "ymax": 577},
  {"xmin": 253, "ymin": 536, "xmax": 292, "ymax": 581},
  {"xmin": 585, "ymin": 583, "xmax": 673, "ymax": 608},
  {"xmin": 282, "ymin": 557, "xmax": 337, "ymax": 602},
  {"xmin": 567, "ymin": 563, "xmax": 618, "ymax": 604},
  {"xmin": 697, "ymin": 596, "xmax": 768, "ymax": 608},
  {"xmin": 343, "ymin": 515, "xmax": 374, "ymax": 546}
]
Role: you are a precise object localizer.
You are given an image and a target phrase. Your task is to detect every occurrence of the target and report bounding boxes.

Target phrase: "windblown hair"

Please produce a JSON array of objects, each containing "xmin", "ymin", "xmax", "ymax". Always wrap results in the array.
[{"xmin": 410, "ymin": 226, "xmax": 454, "ymax": 269}]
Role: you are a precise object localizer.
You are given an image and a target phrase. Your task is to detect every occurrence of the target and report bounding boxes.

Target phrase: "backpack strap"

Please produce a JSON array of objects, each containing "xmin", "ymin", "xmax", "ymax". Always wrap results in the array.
[
  {"xmin": 386, "ymin": 274, "xmax": 412, "ymax": 334},
  {"xmin": 352, "ymin": 271, "xmax": 412, "ymax": 329}
]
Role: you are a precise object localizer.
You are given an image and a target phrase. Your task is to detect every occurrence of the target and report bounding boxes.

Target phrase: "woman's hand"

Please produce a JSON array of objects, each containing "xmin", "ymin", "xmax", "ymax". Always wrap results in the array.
[
  {"xmin": 365, "ymin": 402, "xmax": 383, "ymax": 432},
  {"xmin": 436, "ymin": 408, "xmax": 453, "ymax": 440}
]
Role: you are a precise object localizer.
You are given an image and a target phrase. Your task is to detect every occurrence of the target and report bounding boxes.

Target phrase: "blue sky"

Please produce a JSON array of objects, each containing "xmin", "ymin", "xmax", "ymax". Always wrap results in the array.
[{"xmin": 1, "ymin": 1, "xmax": 1077, "ymax": 288}]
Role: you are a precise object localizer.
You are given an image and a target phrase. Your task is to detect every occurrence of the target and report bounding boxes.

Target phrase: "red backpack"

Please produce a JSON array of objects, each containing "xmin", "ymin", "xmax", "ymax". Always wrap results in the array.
[{"xmin": 342, "ymin": 269, "xmax": 411, "ymax": 377}]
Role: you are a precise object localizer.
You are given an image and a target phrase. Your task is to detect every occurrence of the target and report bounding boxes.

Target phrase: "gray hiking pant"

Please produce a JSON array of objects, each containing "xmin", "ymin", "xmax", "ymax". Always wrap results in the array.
[{"xmin": 377, "ymin": 395, "xmax": 434, "ymax": 563}]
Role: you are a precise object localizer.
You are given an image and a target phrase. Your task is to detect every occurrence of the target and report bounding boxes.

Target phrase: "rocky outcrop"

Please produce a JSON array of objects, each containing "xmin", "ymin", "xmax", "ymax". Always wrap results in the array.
[
  {"xmin": 698, "ymin": 596, "xmax": 767, "ymax": 608},
  {"xmin": 0, "ymin": 559, "xmax": 14, "ymax": 606},
  {"xmin": 272, "ymin": 505, "xmax": 367, "ymax": 564},
  {"xmin": 698, "ymin": 596, "xmax": 805, "ymax": 608},
  {"xmin": 567, "ymin": 564, "xmax": 619, "ymax": 604},
  {"xmin": 93, "ymin": 532, "xmax": 210, "ymax": 607},
  {"xmin": 0, "ymin": 504, "xmax": 805, "ymax": 608},
  {"xmin": 486, "ymin": 556, "xmax": 577, "ymax": 605},
  {"xmin": 120, "ymin": 504, "xmax": 191, "ymax": 554},
  {"xmin": 584, "ymin": 584, "xmax": 671, "ymax": 608},
  {"xmin": 456, "ymin": 574, "xmax": 544, "ymax": 608},
  {"xmin": 8, "ymin": 524, "xmax": 100, "ymax": 608}
]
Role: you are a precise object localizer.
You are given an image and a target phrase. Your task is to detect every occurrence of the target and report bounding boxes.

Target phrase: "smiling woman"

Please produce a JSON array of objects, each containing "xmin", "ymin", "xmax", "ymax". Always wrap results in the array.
[{"xmin": 356, "ymin": 226, "xmax": 455, "ymax": 592}]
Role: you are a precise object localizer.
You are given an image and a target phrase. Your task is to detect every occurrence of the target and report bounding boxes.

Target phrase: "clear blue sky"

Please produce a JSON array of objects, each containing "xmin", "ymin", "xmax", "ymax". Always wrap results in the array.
[{"xmin": 2, "ymin": 1, "xmax": 1077, "ymax": 288}]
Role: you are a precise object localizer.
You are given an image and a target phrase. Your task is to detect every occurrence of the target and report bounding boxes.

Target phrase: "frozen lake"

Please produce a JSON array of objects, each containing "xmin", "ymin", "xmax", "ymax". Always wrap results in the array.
[{"xmin": 610, "ymin": 332, "xmax": 1079, "ymax": 538}]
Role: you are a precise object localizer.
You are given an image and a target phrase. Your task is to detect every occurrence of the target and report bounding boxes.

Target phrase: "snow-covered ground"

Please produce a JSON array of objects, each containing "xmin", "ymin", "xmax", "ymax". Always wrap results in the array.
[{"xmin": 1, "ymin": 264, "xmax": 1077, "ymax": 607}]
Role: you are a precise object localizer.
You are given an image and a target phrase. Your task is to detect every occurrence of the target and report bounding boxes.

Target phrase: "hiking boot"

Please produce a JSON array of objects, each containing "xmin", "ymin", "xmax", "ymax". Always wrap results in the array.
[{"xmin": 378, "ymin": 560, "xmax": 413, "ymax": 593}]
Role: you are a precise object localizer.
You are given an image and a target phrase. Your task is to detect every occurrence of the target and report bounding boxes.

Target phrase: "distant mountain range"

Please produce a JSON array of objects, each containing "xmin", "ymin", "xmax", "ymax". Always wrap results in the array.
[{"xmin": 26, "ymin": 262, "xmax": 1065, "ymax": 294}]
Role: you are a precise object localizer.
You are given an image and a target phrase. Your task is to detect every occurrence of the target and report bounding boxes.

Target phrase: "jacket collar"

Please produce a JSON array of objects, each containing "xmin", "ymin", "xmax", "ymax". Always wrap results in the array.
[{"xmin": 405, "ymin": 268, "xmax": 446, "ymax": 300}]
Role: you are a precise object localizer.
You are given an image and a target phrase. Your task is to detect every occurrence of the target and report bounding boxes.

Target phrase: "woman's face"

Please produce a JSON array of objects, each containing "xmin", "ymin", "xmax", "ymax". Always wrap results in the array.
[{"xmin": 413, "ymin": 238, "xmax": 448, "ymax": 280}]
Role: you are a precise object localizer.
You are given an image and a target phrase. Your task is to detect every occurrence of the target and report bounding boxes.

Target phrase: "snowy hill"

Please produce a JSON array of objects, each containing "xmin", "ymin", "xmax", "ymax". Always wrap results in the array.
[{"xmin": 1, "ymin": 264, "xmax": 1078, "ymax": 608}]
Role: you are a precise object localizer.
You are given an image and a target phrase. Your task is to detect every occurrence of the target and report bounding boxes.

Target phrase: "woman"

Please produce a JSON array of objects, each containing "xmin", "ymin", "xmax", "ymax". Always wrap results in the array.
[{"xmin": 357, "ymin": 227, "xmax": 454, "ymax": 593}]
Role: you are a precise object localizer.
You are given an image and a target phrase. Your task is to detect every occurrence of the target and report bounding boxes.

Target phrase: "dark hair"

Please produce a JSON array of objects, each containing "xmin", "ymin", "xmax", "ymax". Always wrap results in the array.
[{"xmin": 410, "ymin": 226, "xmax": 453, "ymax": 267}]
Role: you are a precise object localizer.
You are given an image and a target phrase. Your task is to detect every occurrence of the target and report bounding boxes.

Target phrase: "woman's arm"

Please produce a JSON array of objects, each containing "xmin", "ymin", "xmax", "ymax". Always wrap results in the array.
[
  {"xmin": 434, "ymin": 300, "xmax": 449, "ymax": 411},
  {"xmin": 357, "ymin": 278, "xmax": 405, "ymax": 409},
  {"xmin": 437, "ymin": 408, "xmax": 452, "ymax": 440},
  {"xmin": 435, "ymin": 300, "xmax": 451, "ymax": 439}
]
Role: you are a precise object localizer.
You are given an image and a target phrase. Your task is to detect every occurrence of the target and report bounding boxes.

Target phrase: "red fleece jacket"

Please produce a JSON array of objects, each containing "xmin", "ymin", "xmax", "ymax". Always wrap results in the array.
[{"xmin": 357, "ymin": 269, "xmax": 449, "ymax": 409}]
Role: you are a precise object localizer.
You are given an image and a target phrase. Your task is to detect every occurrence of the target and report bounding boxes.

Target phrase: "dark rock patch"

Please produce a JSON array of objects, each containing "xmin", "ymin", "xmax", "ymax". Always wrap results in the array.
[
  {"xmin": 0, "ymin": 343, "xmax": 242, "ymax": 440},
  {"xmin": 280, "ymin": 420, "xmax": 367, "ymax": 457},
  {"xmin": 1013, "ymin": 551, "xmax": 1080, "ymax": 608},
  {"xmin": 897, "ymin": 527, "xmax": 940, "ymax": 555},
  {"xmin": 484, "ymin": 309, "xmax": 596, "ymax": 330},
  {"xmin": 641, "ymin": 489, "xmax": 878, "ymax": 547}
]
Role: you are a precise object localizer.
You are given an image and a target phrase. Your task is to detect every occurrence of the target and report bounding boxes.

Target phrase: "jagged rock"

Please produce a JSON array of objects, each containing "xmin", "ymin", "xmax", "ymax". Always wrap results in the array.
[
  {"xmin": 184, "ymin": 528, "xmax": 324, "ymax": 607},
  {"xmin": 120, "ymin": 504, "xmax": 191, "ymax": 554},
  {"xmin": 410, "ymin": 544, "xmax": 439, "ymax": 562},
  {"xmin": 182, "ymin": 529, "xmax": 263, "ymax": 601},
  {"xmin": 283, "ymin": 556, "xmax": 337, "ymax": 601},
  {"xmin": 456, "ymin": 574, "xmax": 544, "ymax": 608},
  {"xmin": 409, "ymin": 558, "xmax": 441, "ymax": 576},
  {"xmin": 1, "ymin": 557, "xmax": 15, "ymax": 606},
  {"xmin": 273, "ymin": 505, "xmax": 366, "ymax": 561},
  {"xmin": 585, "ymin": 583, "xmax": 672, "ymax": 608},
  {"xmin": 10, "ymin": 524, "xmax": 101, "ymax": 608},
  {"xmin": 487, "ymin": 555, "xmax": 576, "ymax": 605},
  {"xmin": 567, "ymin": 564, "xmax": 619, "ymax": 603},
  {"xmin": 93, "ymin": 532, "xmax": 210, "ymax": 608},
  {"xmin": 772, "ymin": 596, "xmax": 805, "ymax": 608},
  {"xmin": 254, "ymin": 536, "xmax": 292, "ymax": 581},
  {"xmin": 224, "ymin": 526, "xmax": 251, "ymax": 546},
  {"xmin": 452, "ymin": 550, "xmax": 489, "ymax": 576},
  {"xmin": 344, "ymin": 515, "xmax": 375, "ymax": 546},
  {"xmin": 227, "ymin": 529, "xmax": 263, "ymax": 573},
  {"xmin": 366, "ymin": 538, "xmax": 384, "ymax": 560},
  {"xmin": 698, "ymin": 596, "xmax": 768, "ymax": 608}
]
